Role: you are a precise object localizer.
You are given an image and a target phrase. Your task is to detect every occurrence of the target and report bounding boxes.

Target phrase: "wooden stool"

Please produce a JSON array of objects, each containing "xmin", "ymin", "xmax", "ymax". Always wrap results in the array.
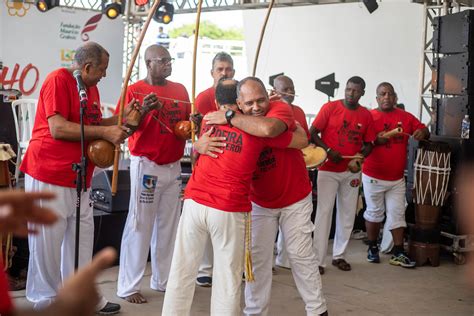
[{"xmin": 409, "ymin": 241, "xmax": 440, "ymax": 267}]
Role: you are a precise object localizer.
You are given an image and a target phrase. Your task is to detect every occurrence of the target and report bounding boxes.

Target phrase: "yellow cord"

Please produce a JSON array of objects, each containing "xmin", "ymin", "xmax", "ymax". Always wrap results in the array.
[{"xmin": 244, "ymin": 212, "xmax": 254, "ymax": 282}]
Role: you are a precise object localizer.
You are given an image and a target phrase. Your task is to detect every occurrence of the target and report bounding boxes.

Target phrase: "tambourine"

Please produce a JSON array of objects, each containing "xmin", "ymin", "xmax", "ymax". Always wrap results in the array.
[
  {"xmin": 301, "ymin": 145, "xmax": 327, "ymax": 170},
  {"xmin": 87, "ymin": 140, "xmax": 115, "ymax": 168}
]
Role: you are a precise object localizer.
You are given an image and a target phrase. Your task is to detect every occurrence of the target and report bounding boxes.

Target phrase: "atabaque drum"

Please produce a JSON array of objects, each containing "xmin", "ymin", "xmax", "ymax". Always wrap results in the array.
[{"xmin": 301, "ymin": 145, "xmax": 327, "ymax": 170}]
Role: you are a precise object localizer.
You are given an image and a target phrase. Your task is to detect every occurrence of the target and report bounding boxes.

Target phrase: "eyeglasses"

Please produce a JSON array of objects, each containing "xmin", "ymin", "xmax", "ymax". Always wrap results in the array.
[{"xmin": 149, "ymin": 57, "xmax": 175, "ymax": 65}]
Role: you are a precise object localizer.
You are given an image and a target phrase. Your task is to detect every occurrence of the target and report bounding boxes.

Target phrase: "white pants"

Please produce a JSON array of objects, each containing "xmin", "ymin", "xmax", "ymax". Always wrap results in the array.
[
  {"xmin": 162, "ymin": 199, "xmax": 245, "ymax": 316},
  {"xmin": 244, "ymin": 194, "xmax": 327, "ymax": 316},
  {"xmin": 117, "ymin": 156, "xmax": 182, "ymax": 297},
  {"xmin": 25, "ymin": 175, "xmax": 107, "ymax": 310},
  {"xmin": 197, "ymin": 238, "xmax": 213, "ymax": 278},
  {"xmin": 362, "ymin": 174, "xmax": 407, "ymax": 230},
  {"xmin": 313, "ymin": 170, "xmax": 360, "ymax": 267},
  {"xmin": 275, "ymin": 228, "xmax": 290, "ymax": 268}
]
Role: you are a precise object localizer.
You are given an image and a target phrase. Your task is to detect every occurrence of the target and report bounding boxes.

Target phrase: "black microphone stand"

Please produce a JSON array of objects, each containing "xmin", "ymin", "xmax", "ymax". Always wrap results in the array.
[{"xmin": 72, "ymin": 88, "xmax": 88, "ymax": 271}]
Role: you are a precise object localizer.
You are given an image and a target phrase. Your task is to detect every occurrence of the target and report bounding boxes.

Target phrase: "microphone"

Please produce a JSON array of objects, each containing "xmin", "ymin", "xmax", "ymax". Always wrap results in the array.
[{"xmin": 73, "ymin": 70, "xmax": 88, "ymax": 103}]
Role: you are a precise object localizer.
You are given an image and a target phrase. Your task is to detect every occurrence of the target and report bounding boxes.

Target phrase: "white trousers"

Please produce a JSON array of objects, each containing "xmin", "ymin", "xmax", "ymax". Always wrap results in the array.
[
  {"xmin": 24, "ymin": 175, "xmax": 107, "ymax": 310},
  {"xmin": 362, "ymin": 174, "xmax": 407, "ymax": 230},
  {"xmin": 197, "ymin": 238, "xmax": 213, "ymax": 278},
  {"xmin": 275, "ymin": 228, "xmax": 290, "ymax": 268},
  {"xmin": 244, "ymin": 194, "xmax": 327, "ymax": 316},
  {"xmin": 117, "ymin": 156, "xmax": 182, "ymax": 297},
  {"xmin": 313, "ymin": 170, "xmax": 360, "ymax": 267},
  {"xmin": 162, "ymin": 199, "xmax": 245, "ymax": 316}
]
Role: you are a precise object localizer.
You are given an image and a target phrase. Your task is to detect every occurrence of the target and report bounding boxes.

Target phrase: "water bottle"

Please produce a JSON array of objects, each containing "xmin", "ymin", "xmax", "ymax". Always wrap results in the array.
[{"xmin": 461, "ymin": 114, "xmax": 470, "ymax": 139}]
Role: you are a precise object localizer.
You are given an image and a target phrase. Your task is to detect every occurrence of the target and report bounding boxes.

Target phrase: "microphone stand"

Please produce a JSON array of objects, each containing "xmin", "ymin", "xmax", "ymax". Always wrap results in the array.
[{"xmin": 72, "ymin": 89, "xmax": 88, "ymax": 271}]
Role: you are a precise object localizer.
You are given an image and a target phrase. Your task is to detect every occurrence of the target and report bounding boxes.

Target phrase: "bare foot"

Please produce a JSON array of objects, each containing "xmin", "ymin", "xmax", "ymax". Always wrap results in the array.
[{"xmin": 122, "ymin": 292, "xmax": 147, "ymax": 304}]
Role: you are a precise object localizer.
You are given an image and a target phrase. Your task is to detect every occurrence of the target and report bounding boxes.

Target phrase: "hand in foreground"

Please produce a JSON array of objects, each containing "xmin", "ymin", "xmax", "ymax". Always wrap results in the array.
[
  {"xmin": 0, "ymin": 191, "xmax": 57, "ymax": 237},
  {"xmin": 141, "ymin": 93, "xmax": 162, "ymax": 114},
  {"xmin": 44, "ymin": 248, "xmax": 117, "ymax": 316}
]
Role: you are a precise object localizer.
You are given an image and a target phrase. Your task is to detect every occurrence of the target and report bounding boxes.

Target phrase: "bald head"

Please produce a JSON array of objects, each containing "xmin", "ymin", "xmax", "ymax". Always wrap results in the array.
[
  {"xmin": 273, "ymin": 75, "xmax": 295, "ymax": 104},
  {"xmin": 145, "ymin": 45, "xmax": 172, "ymax": 82}
]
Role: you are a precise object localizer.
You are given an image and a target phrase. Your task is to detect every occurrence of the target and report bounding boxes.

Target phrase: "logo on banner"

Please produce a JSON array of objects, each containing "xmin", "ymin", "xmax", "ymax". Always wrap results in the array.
[
  {"xmin": 0, "ymin": 63, "xmax": 40, "ymax": 96},
  {"xmin": 60, "ymin": 49, "xmax": 76, "ymax": 67},
  {"xmin": 59, "ymin": 22, "xmax": 81, "ymax": 40},
  {"xmin": 5, "ymin": 1, "xmax": 31, "ymax": 17},
  {"xmin": 140, "ymin": 175, "xmax": 157, "ymax": 204},
  {"xmin": 81, "ymin": 14, "xmax": 102, "ymax": 42}
]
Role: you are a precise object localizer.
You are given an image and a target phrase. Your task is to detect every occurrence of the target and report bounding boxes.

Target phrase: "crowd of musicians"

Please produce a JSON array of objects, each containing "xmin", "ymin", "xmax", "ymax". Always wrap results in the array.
[{"xmin": 1, "ymin": 41, "xmax": 431, "ymax": 315}]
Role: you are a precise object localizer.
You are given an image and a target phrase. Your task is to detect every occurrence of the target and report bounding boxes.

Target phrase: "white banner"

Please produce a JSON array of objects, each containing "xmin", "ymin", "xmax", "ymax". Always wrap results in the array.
[{"xmin": 0, "ymin": 4, "xmax": 124, "ymax": 104}]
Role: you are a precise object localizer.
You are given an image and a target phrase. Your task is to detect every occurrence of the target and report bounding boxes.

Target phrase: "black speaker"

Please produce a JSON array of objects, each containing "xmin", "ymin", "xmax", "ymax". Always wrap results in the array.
[
  {"xmin": 0, "ymin": 90, "xmax": 21, "ymax": 176},
  {"xmin": 362, "ymin": 0, "xmax": 378, "ymax": 14},
  {"xmin": 432, "ymin": 95, "xmax": 470, "ymax": 137},
  {"xmin": 433, "ymin": 10, "xmax": 474, "ymax": 54},
  {"xmin": 90, "ymin": 170, "xmax": 130, "ymax": 213},
  {"xmin": 433, "ymin": 53, "xmax": 473, "ymax": 95}
]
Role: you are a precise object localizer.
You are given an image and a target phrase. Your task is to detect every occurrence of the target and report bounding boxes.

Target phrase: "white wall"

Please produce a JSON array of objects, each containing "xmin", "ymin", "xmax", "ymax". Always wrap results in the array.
[
  {"xmin": 0, "ymin": 5, "xmax": 124, "ymax": 104},
  {"xmin": 242, "ymin": 1, "xmax": 424, "ymax": 118}
]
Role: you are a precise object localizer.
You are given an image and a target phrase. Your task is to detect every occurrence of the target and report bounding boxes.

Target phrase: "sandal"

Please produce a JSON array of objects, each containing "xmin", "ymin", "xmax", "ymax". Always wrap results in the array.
[{"xmin": 332, "ymin": 259, "xmax": 351, "ymax": 271}]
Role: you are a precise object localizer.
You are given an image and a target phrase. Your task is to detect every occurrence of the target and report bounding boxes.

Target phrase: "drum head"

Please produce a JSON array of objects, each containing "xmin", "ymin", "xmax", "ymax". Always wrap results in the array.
[{"xmin": 301, "ymin": 146, "xmax": 327, "ymax": 169}]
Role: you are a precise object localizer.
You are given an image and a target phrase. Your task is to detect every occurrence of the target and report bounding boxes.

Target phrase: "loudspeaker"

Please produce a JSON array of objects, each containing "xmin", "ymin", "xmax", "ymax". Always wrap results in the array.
[
  {"xmin": 433, "ymin": 53, "xmax": 473, "ymax": 95},
  {"xmin": 433, "ymin": 10, "xmax": 474, "ymax": 54},
  {"xmin": 362, "ymin": 0, "xmax": 378, "ymax": 14},
  {"xmin": 93, "ymin": 209, "xmax": 128, "ymax": 263},
  {"xmin": 90, "ymin": 170, "xmax": 130, "ymax": 213},
  {"xmin": 432, "ymin": 96, "xmax": 470, "ymax": 137}
]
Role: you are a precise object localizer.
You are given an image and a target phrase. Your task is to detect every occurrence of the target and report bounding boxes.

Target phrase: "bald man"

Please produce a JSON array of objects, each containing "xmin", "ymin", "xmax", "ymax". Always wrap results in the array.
[{"xmin": 116, "ymin": 45, "xmax": 191, "ymax": 304}]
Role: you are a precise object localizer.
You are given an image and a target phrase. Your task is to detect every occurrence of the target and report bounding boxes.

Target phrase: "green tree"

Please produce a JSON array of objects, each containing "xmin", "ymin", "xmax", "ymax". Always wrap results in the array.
[{"xmin": 169, "ymin": 21, "xmax": 243, "ymax": 40}]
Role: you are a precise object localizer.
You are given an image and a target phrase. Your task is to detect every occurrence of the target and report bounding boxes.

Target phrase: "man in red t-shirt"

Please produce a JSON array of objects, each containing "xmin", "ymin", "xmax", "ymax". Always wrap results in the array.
[
  {"xmin": 162, "ymin": 79, "xmax": 309, "ymax": 315},
  {"xmin": 271, "ymin": 75, "xmax": 311, "ymax": 270},
  {"xmin": 204, "ymin": 77, "xmax": 327, "ymax": 315},
  {"xmin": 362, "ymin": 82, "xmax": 429, "ymax": 268},
  {"xmin": 195, "ymin": 52, "xmax": 235, "ymax": 116},
  {"xmin": 194, "ymin": 52, "xmax": 235, "ymax": 288},
  {"xmin": 20, "ymin": 42, "xmax": 128, "ymax": 314},
  {"xmin": 310, "ymin": 76, "xmax": 376, "ymax": 273},
  {"xmin": 116, "ymin": 45, "xmax": 190, "ymax": 304}
]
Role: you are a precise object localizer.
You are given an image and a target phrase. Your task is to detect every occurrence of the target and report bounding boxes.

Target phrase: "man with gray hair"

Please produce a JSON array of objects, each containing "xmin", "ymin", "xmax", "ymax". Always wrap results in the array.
[{"xmin": 20, "ymin": 41, "xmax": 128, "ymax": 314}]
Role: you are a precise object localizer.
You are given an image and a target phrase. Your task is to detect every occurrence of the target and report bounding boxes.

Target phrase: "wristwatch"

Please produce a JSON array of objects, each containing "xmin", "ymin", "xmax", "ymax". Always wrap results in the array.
[{"xmin": 225, "ymin": 110, "xmax": 236, "ymax": 127}]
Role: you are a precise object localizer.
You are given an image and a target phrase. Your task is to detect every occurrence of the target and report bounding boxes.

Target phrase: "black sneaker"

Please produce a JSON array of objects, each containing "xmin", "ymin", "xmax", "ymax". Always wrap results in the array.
[
  {"xmin": 196, "ymin": 276, "xmax": 212, "ymax": 287},
  {"xmin": 97, "ymin": 302, "xmax": 121, "ymax": 315},
  {"xmin": 390, "ymin": 252, "xmax": 416, "ymax": 268},
  {"xmin": 367, "ymin": 247, "xmax": 380, "ymax": 263}
]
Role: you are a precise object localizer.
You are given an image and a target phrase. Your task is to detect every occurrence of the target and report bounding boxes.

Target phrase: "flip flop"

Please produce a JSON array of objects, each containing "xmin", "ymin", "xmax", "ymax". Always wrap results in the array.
[{"xmin": 332, "ymin": 259, "xmax": 351, "ymax": 271}]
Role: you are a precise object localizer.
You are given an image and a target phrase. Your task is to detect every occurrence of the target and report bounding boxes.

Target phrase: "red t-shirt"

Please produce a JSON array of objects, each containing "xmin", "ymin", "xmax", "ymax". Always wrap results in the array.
[
  {"xmin": 250, "ymin": 102, "xmax": 311, "ymax": 208},
  {"xmin": 363, "ymin": 108, "xmax": 426, "ymax": 181},
  {"xmin": 292, "ymin": 104, "xmax": 310, "ymax": 139},
  {"xmin": 185, "ymin": 121, "xmax": 293, "ymax": 212},
  {"xmin": 20, "ymin": 68, "xmax": 102, "ymax": 188},
  {"xmin": 195, "ymin": 87, "xmax": 218, "ymax": 115},
  {"xmin": 312, "ymin": 100, "xmax": 376, "ymax": 173},
  {"xmin": 118, "ymin": 80, "xmax": 190, "ymax": 165},
  {"xmin": 0, "ymin": 261, "xmax": 13, "ymax": 315}
]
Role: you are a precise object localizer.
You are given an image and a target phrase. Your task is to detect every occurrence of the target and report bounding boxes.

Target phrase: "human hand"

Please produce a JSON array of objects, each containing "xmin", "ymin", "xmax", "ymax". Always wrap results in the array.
[
  {"xmin": 141, "ymin": 93, "xmax": 162, "ymax": 114},
  {"xmin": 327, "ymin": 149, "xmax": 343, "ymax": 163},
  {"xmin": 0, "ymin": 191, "xmax": 57, "ymax": 237},
  {"xmin": 49, "ymin": 247, "xmax": 117, "ymax": 316},
  {"xmin": 413, "ymin": 128, "xmax": 429, "ymax": 141},
  {"xmin": 375, "ymin": 131, "xmax": 389, "ymax": 145},
  {"xmin": 194, "ymin": 127, "xmax": 226, "ymax": 158},
  {"xmin": 103, "ymin": 125, "xmax": 129, "ymax": 145},
  {"xmin": 204, "ymin": 109, "xmax": 227, "ymax": 125}
]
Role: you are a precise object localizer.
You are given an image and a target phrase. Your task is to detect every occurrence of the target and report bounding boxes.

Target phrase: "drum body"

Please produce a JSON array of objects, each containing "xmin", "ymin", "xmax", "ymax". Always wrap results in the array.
[{"xmin": 301, "ymin": 146, "xmax": 327, "ymax": 170}]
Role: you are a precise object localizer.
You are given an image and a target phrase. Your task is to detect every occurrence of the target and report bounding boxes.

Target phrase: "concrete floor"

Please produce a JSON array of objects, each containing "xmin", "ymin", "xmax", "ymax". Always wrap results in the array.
[{"xmin": 11, "ymin": 239, "xmax": 474, "ymax": 315}]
